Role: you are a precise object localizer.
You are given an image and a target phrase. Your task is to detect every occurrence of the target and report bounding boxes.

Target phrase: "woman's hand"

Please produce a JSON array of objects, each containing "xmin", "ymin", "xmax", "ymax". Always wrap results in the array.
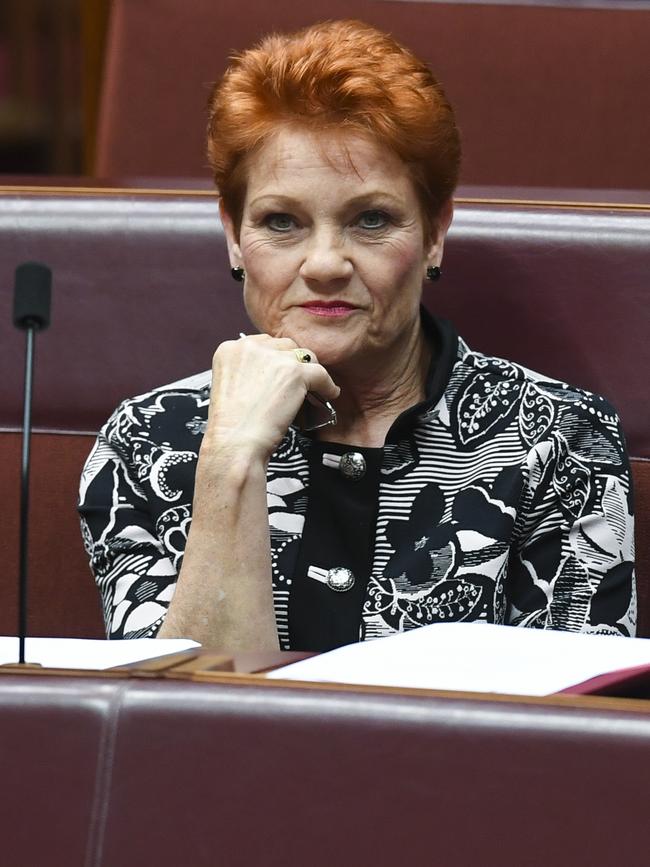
[
  {"xmin": 204, "ymin": 334, "xmax": 340, "ymax": 461},
  {"xmin": 159, "ymin": 333, "xmax": 338, "ymax": 649}
]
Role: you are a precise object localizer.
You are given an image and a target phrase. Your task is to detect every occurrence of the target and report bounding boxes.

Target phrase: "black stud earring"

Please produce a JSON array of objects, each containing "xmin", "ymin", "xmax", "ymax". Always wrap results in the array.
[
  {"xmin": 426, "ymin": 265, "xmax": 441, "ymax": 282},
  {"xmin": 230, "ymin": 267, "xmax": 245, "ymax": 282}
]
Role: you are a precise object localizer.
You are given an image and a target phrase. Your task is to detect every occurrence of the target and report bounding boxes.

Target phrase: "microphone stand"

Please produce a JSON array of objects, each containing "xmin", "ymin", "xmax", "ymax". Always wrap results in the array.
[
  {"xmin": 6, "ymin": 262, "xmax": 52, "ymax": 668},
  {"xmin": 18, "ymin": 324, "xmax": 37, "ymax": 664}
]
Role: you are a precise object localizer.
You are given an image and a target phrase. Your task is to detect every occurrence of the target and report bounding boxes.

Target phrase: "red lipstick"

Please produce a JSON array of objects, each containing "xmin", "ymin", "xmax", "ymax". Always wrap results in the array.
[{"xmin": 300, "ymin": 300, "xmax": 358, "ymax": 318}]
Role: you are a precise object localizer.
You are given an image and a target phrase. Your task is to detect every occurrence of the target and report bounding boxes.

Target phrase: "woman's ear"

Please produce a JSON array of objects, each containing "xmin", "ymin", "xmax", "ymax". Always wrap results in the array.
[
  {"xmin": 425, "ymin": 198, "xmax": 454, "ymax": 267},
  {"xmin": 219, "ymin": 201, "xmax": 243, "ymax": 268}
]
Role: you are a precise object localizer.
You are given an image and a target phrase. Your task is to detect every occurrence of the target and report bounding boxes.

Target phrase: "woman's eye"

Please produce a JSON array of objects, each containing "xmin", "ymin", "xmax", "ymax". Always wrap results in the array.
[
  {"xmin": 265, "ymin": 213, "xmax": 295, "ymax": 232},
  {"xmin": 357, "ymin": 210, "xmax": 389, "ymax": 230}
]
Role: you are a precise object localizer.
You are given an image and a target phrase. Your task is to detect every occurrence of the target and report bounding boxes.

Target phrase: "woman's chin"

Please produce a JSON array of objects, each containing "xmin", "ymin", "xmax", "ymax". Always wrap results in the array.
[
  {"xmin": 306, "ymin": 343, "xmax": 352, "ymax": 370},
  {"xmin": 277, "ymin": 323, "xmax": 360, "ymax": 365}
]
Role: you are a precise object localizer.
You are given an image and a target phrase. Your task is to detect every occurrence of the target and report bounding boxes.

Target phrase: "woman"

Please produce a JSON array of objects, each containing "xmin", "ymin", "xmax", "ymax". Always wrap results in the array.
[{"xmin": 79, "ymin": 20, "xmax": 636, "ymax": 649}]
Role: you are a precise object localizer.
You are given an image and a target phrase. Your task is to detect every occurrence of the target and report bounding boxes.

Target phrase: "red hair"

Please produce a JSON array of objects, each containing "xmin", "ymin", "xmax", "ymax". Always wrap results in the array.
[{"xmin": 207, "ymin": 20, "xmax": 461, "ymax": 232}]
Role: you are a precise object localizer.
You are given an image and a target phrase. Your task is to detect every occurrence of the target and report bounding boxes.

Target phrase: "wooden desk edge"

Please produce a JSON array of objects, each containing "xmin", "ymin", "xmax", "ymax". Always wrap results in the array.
[{"xmin": 1, "ymin": 660, "xmax": 650, "ymax": 715}]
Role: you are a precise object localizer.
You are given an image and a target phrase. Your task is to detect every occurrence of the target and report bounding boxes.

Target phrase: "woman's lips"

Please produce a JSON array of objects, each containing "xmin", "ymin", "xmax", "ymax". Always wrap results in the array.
[{"xmin": 300, "ymin": 301, "xmax": 358, "ymax": 318}]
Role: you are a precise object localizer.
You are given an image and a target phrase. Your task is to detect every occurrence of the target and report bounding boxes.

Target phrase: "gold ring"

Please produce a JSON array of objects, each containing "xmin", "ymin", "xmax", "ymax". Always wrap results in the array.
[{"xmin": 294, "ymin": 348, "xmax": 312, "ymax": 364}]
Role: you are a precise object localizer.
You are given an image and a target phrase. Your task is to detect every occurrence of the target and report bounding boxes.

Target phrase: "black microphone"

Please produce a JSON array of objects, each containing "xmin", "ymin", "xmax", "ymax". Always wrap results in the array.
[
  {"xmin": 13, "ymin": 262, "xmax": 52, "ymax": 665},
  {"xmin": 13, "ymin": 262, "xmax": 52, "ymax": 331}
]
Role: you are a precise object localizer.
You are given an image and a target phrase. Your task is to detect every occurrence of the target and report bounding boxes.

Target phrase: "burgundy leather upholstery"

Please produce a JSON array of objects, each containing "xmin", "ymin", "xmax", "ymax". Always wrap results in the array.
[
  {"xmin": 0, "ymin": 431, "xmax": 103, "ymax": 638},
  {"xmin": 0, "ymin": 675, "xmax": 115, "ymax": 867},
  {"xmin": 2, "ymin": 672, "xmax": 650, "ymax": 866},
  {"xmin": 96, "ymin": 0, "xmax": 650, "ymax": 189},
  {"xmin": 634, "ymin": 460, "xmax": 650, "ymax": 638}
]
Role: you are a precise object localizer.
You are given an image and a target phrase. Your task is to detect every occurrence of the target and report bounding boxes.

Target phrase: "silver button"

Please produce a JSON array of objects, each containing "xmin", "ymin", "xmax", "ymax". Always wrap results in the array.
[
  {"xmin": 307, "ymin": 565, "xmax": 356, "ymax": 593},
  {"xmin": 327, "ymin": 567, "xmax": 355, "ymax": 592},
  {"xmin": 340, "ymin": 451, "xmax": 366, "ymax": 480}
]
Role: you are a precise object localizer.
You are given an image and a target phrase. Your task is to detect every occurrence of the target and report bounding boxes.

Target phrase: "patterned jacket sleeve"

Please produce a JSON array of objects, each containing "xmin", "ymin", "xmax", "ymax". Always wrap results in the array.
[
  {"xmin": 506, "ymin": 388, "xmax": 636, "ymax": 636},
  {"xmin": 78, "ymin": 406, "xmax": 178, "ymax": 639}
]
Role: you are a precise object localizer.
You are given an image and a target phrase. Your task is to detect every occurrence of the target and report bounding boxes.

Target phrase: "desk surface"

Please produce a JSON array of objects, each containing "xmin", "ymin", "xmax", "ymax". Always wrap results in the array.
[{"xmin": 1, "ymin": 665, "xmax": 649, "ymax": 867}]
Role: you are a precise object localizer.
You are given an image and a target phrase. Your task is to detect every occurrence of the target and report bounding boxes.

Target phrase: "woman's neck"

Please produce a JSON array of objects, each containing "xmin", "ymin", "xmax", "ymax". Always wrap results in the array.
[{"xmin": 318, "ymin": 324, "xmax": 432, "ymax": 448}]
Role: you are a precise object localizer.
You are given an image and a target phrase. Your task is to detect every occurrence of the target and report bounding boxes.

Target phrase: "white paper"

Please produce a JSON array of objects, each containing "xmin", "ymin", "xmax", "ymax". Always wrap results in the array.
[
  {"xmin": 267, "ymin": 622, "xmax": 650, "ymax": 696},
  {"xmin": 0, "ymin": 636, "xmax": 200, "ymax": 670}
]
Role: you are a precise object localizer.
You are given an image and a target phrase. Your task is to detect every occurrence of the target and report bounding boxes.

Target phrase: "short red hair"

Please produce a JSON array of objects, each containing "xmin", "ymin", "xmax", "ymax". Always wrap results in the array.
[{"xmin": 207, "ymin": 19, "xmax": 461, "ymax": 232}]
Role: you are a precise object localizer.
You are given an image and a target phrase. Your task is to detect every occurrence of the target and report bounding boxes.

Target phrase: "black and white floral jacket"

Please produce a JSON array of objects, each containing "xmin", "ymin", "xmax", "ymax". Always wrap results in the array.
[{"xmin": 79, "ymin": 317, "xmax": 636, "ymax": 645}]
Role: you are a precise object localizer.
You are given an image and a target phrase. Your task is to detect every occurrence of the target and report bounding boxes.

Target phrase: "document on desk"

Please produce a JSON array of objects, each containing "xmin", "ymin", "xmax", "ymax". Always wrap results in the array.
[
  {"xmin": 267, "ymin": 622, "xmax": 650, "ymax": 696},
  {"xmin": 0, "ymin": 637, "xmax": 200, "ymax": 670}
]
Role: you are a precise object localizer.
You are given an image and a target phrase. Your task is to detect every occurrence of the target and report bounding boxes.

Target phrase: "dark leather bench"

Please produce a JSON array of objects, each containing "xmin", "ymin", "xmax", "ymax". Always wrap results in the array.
[
  {"xmin": 0, "ymin": 186, "xmax": 648, "ymax": 637},
  {"xmin": 2, "ymin": 669, "xmax": 650, "ymax": 867},
  {"xmin": 96, "ymin": 0, "xmax": 650, "ymax": 189}
]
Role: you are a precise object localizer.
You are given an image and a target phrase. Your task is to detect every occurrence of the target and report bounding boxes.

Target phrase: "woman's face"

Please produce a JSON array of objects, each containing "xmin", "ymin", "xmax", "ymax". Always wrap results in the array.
[{"xmin": 222, "ymin": 127, "xmax": 451, "ymax": 372}]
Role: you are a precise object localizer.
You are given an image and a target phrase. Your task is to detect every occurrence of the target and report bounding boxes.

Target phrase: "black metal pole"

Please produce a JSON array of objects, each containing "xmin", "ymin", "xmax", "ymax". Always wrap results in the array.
[
  {"xmin": 18, "ymin": 326, "xmax": 35, "ymax": 664},
  {"xmin": 12, "ymin": 261, "xmax": 51, "ymax": 666}
]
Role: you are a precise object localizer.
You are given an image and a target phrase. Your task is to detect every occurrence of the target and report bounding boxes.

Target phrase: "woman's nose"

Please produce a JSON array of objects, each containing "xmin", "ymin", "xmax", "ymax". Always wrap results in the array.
[{"xmin": 299, "ymin": 229, "xmax": 353, "ymax": 283}]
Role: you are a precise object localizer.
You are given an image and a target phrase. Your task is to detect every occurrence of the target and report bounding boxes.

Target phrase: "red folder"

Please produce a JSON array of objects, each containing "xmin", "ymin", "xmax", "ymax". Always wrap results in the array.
[{"xmin": 559, "ymin": 662, "xmax": 650, "ymax": 698}]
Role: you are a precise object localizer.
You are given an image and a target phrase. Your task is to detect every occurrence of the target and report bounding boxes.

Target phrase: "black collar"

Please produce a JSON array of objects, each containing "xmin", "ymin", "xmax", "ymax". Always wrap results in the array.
[{"xmin": 385, "ymin": 307, "xmax": 458, "ymax": 443}]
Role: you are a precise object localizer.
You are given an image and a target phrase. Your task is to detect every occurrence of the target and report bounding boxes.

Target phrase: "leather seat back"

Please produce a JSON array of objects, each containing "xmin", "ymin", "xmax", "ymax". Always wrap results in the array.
[{"xmin": 96, "ymin": 0, "xmax": 650, "ymax": 189}]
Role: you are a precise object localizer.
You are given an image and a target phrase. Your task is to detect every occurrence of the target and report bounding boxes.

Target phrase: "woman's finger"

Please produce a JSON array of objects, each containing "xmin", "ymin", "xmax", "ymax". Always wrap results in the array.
[{"xmin": 299, "ymin": 361, "xmax": 340, "ymax": 401}]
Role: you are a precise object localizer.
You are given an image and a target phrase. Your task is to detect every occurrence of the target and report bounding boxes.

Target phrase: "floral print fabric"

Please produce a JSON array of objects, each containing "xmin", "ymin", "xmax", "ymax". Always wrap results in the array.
[{"xmin": 78, "ymin": 331, "xmax": 636, "ymax": 643}]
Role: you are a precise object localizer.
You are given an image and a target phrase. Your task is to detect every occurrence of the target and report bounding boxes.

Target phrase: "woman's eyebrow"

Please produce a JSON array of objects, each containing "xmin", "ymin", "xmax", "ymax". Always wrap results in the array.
[
  {"xmin": 342, "ymin": 192, "xmax": 404, "ymax": 210},
  {"xmin": 247, "ymin": 191, "xmax": 403, "ymax": 210},
  {"xmin": 247, "ymin": 194, "xmax": 297, "ymax": 209}
]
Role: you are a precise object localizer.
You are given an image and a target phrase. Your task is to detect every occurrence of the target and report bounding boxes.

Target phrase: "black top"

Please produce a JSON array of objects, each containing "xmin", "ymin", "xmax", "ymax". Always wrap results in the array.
[{"xmin": 290, "ymin": 440, "xmax": 382, "ymax": 649}]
